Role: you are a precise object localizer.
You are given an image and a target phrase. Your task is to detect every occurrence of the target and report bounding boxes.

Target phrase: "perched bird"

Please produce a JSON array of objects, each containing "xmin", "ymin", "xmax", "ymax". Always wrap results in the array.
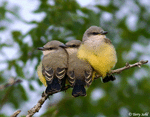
[
  {"xmin": 65, "ymin": 40, "xmax": 95, "ymax": 97},
  {"xmin": 77, "ymin": 26, "xmax": 117, "ymax": 82},
  {"xmin": 37, "ymin": 41, "xmax": 68, "ymax": 94}
]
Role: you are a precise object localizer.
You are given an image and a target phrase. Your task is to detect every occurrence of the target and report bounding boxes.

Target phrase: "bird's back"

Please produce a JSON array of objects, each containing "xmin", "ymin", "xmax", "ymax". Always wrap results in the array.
[
  {"xmin": 68, "ymin": 52, "xmax": 93, "ymax": 85},
  {"xmin": 42, "ymin": 49, "xmax": 67, "ymax": 71}
]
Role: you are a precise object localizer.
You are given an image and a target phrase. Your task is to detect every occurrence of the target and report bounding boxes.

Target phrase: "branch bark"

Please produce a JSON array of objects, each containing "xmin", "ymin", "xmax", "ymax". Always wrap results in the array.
[
  {"xmin": 0, "ymin": 78, "xmax": 22, "ymax": 90},
  {"xmin": 109, "ymin": 60, "xmax": 148, "ymax": 74},
  {"xmin": 0, "ymin": 78, "xmax": 22, "ymax": 111},
  {"xmin": 10, "ymin": 110, "xmax": 21, "ymax": 117},
  {"xmin": 26, "ymin": 85, "xmax": 71, "ymax": 117},
  {"xmin": 26, "ymin": 60, "xmax": 148, "ymax": 117},
  {"xmin": 95, "ymin": 60, "xmax": 148, "ymax": 79},
  {"xmin": 26, "ymin": 93, "xmax": 49, "ymax": 117}
]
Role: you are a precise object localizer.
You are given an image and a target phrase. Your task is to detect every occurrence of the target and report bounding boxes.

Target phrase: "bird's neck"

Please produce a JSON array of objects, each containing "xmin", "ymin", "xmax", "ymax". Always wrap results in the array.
[
  {"xmin": 43, "ymin": 50, "xmax": 55, "ymax": 56},
  {"xmin": 66, "ymin": 48, "xmax": 78, "ymax": 55},
  {"xmin": 90, "ymin": 35, "xmax": 106, "ymax": 40}
]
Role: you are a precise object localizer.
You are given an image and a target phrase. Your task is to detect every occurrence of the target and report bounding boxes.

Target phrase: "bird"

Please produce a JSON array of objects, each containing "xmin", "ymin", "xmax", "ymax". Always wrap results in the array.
[
  {"xmin": 37, "ymin": 40, "xmax": 68, "ymax": 94},
  {"xmin": 65, "ymin": 40, "xmax": 95, "ymax": 97},
  {"xmin": 77, "ymin": 26, "xmax": 117, "ymax": 82}
]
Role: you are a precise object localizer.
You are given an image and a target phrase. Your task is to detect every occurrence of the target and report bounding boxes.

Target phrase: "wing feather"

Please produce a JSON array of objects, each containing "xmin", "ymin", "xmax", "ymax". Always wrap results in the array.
[
  {"xmin": 56, "ymin": 67, "xmax": 66, "ymax": 79},
  {"xmin": 42, "ymin": 65, "xmax": 54, "ymax": 83},
  {"xmin": 67, "ymin": 71, "xmax": 75, "ymax": 85},
  {"xmin": 84, "ymin": 70, "xmax": 92, "ymax": 86}
]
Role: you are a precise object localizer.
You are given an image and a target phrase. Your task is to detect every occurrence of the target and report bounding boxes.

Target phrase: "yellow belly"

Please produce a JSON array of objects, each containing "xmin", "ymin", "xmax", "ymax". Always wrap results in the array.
[
  {"xmin": 77, "ymin": 43, "xmax": 117, "ymax": 78},
  {"xmin": 37, "ymin": 62, "xmax": 47, "ymax": 86},
  {"xmin": 92, "ymin": 71, "xmax": 96, "ymax": 81}
]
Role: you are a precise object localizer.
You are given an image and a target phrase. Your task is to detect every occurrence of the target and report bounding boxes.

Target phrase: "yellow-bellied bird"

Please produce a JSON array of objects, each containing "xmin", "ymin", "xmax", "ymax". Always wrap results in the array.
[
  {"xmin": 77, "ymin": 26, "xmax": 117, "ymax": 82},
  {"xmin": 65, "ymin": 40, "xmax": 95, "ymax": 97},
  {"xmin": 37, "ymin": 41, "xmax": 67, "ymax": 94}
]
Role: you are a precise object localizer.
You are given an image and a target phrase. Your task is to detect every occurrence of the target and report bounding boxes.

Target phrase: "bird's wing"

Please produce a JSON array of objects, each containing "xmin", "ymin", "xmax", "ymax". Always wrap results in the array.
[
  {"xmin": 67, "ymin": 70, "xmax": 75, "ymax": 85},
  {"xmin": 42, "ymin": 65, "xmax": 54, "ymax": 83},
  {"xmin": 104, "ymin": 38, "xmax": 112, "ymax": 44},
  {"xmin": 56, "ymin": 67, "xmax": 66, "ymax": 80},
  {"xmin": 84, "ymin": 70, "xmax": 93, "ymax": 86}
]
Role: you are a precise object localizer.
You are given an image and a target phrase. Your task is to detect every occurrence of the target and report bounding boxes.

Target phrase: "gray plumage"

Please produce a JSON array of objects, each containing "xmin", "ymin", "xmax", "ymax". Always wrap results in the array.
[
  {"xmin": 65, "ymin": 40, "xmax": 93, "ymax": 97},
  {"xmin": 39, "ymin": 40, "xmax": 68, "ymax": 94},
  {"xmin": 82, "ymin": 26, "xmax": 104, "ymax": 42}
]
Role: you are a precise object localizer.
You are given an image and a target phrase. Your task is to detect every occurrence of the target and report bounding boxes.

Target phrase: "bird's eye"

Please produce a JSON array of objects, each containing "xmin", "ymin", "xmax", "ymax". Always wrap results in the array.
[
  {"xmin": 72, "ymin": 45, "xmax": 76, "ymax": 47},
  {"xmin": 92, "ymin": 32, "xmax": 99, "ymax": 35},
  {"xmin": 48, "ymin": 48, "xmax": 54, "ymax": 50}
]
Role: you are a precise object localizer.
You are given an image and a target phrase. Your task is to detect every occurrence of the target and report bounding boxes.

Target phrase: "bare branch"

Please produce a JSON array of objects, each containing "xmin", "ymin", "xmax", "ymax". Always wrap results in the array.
[
  {"xmin": 26, "ymin": 60, "xmax": 148, "ymax": 117},
  {"xmin": 26, "ymin": 85, "xmax": 71, "ymax": 117},
  {"xmin": 109, "ymin": 60, "xmax": 148, "ymax": 74},
  {"xmin": 26, "ymin": 93, "xmax": 49, "ymax": 117},
  {"xmin": 10, "ymin": 110, "xmax": 21, "ymax": 117},
  {"xmin": 0, "ymin": 78, "xmax": 22, "ymax": 111},
  {"xmin": 95, "ymin": 60, "xmax": 148, "ymax": 79},
  {"xmin": 0, "ymin": 78, "xmax": 22, "ymax": 90}
]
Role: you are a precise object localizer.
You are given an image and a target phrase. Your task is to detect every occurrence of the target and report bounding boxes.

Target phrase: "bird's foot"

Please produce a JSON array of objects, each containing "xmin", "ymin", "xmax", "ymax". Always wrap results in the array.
[{"xmin": 103, "ymin": 75, "xmax": 116, "ymax": 83}]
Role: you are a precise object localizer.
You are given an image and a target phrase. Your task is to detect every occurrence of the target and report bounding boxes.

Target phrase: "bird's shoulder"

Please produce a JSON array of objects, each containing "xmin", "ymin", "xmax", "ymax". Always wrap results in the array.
[{"xmin": 104, "ymin": 38, "xmax": 112, "ymax": 44}]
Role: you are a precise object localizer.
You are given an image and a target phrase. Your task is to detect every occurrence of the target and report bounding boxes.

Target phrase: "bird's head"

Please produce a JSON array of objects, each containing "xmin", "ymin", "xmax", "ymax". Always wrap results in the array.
[
  {"xmin": 83, "ymin": 26, "xmax": 108, "ymax": 42},
  {"xmin": 38, "ymin": 40, "xmax": 65, "ymax": 55}
]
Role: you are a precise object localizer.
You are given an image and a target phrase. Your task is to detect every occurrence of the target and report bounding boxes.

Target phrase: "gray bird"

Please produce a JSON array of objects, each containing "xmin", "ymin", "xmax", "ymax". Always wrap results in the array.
[
  {"xmin": 38, "ymin": 40, "xmax": 67, "ymax": 94},
  {"xmin": 65, "ymin": 40, "xmax": 94, "ymax": 97}
]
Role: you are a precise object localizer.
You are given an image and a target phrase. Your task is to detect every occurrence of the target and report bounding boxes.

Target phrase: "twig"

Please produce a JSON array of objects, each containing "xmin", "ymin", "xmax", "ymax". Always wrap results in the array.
[
  {"xmin": 10, "ymin": 110, "xmax": 21, "ymax": 117},
  {"xmin": 109, "ymin": 60, "xmax": 148, "ymax": 74},
  {"xmin": 26, "ymin": 93, "xmax": 49, "ymax": 117},
  {"xmin": 26, "ymin": 85, "xmax": 71, "ymax": 117},
  {"xmin": 0, "ymin": 78, "xmax": 22, "ymax": 111},
  {"xmin": 0, "ymin": 78, "xmax": 22, "ymax": 90},
  {"xmin": 95, "ymin": 60, "xmax": 148, "ymax": 79},
  {"xmin": 26, "ymin": 60, "xmax": 148, "ymax": 117}
]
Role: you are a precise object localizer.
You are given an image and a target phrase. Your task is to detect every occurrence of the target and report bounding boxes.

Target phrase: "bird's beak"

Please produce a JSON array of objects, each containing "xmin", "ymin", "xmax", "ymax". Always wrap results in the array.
[
  {"xmin": 101, "ymin": 31, "xmax": 108, "ymax": 35},
  {"xmin": 37, "ymin": 47, "xmax": 45, "ymax": 50},
  {"xmin": 59, "ymin": 44, "xmax": 67, "ymax": 48}
]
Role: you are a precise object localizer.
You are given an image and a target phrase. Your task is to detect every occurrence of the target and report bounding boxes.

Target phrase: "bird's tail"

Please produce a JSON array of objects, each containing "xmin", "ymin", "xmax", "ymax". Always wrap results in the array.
[
  {"xmin": 72, "ymin": 80, "xmax": 86, "ymax": 97},
  {"xmin": 45, "ymin": 78, "xmax": 61, "ymax": 94}
]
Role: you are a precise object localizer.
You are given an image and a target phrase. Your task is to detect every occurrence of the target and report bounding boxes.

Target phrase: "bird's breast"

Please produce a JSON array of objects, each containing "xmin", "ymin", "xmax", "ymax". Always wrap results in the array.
[
  {"xmin": 66, "ymin": 48, "xmax": 78, "ymax": 55},
  {"xmin": 78, "ymin": 37, "xmax": 117, "ymax": 77},
  {"xmin": 84, "ymin": 38, "xmax": 104, "ymax": 54}
]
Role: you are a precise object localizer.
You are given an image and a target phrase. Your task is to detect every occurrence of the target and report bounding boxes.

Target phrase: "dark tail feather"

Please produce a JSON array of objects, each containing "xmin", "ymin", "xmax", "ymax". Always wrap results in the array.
[
  {"xmin": 51, "ymin": 78, "xmax": 61, "ymax": 91},
  {"xmin": 61, "ymin": 75, "xmax": 67, "ymax": 90},
  {"xmin": 72, "ymin": 82, "xmax": 86, "ymax": 97},
  {"xmin": 45, "ymin": 85, "xmax": 53, "ymax": 94},
  {"xmin": 46, "ymin": 78, "xmax": 61, "ymax": 94}
]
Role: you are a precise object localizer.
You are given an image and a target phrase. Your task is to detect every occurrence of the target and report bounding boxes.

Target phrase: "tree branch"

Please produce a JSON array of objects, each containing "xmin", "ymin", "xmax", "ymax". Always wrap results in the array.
[
  {"xmin": 95, "ymin": 60, "xmax": 148, "ymax": 79},
  {"xmin": 0, "ymin": 78, "xmax": 22, "ymax": 90},
  {"xmin": 0, "ymin": 78, "xmax": 22, "ymax": 111},
  {"xmin": 26, "ymin": 60, "xmax": 148, "ymax": 117},
  {"xmin": 10, "ymin": 110, "xmax": 21, "ymax": 117},
  {"xmin": 26, "ymin": 85, "xmax": 71, "ymax": 117},
  {"xmin": 26, "ymin": 93, "xmax": 49, "ymax": 117},
  {"xmin": 110, "ymin": 60, "xmax": 148, "ymax": 74}
]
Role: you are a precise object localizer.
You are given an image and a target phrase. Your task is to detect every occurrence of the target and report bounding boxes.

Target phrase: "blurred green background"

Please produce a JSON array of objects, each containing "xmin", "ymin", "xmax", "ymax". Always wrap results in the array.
[{"xmin": 0, "ymin": 0, "xmax": 150, "ymax": 116}]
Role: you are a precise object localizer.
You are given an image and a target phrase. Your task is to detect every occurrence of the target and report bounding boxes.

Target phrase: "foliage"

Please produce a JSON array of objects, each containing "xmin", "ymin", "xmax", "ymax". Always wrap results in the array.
[{"xmin": 0, "ymin": 0, "xmax": 149, "ymax": 116}]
